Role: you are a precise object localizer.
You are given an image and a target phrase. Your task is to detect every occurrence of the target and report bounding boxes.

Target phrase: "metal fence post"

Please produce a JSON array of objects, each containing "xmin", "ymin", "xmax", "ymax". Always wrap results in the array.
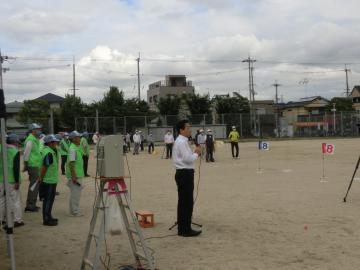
[
  {"xmin": 124, "ymin": 116, "xmax": 127, "ymax": 133},
  {"xmin": 84, "ymin": 117, "xmax": 88, "ymax": 132},
  {"xmin": 95, "ymin": 109, "xmax": 99, "ymax": 133},
  {"xmin": 165, "ymin": 115, "xmax": 167, "ymax": 126},
  {"xmin": 239, "ymin": 113, "xmax": 243, "ymax": 137},
  {"xmin": 74, "ymin": 118, "xmax": 77, "ymax": 131},
  {"xmin": 340, "ymin": 111, "xmax": 344, "ymax": 136},
  {"xmin": 145, "ymin": 116, "xmax": 147, "ymax": 128},
  {"xmin": 221, "ymin": 114, "xmax": 224, "ymax": 125},
  {"xmin": 113, "ymin": 117, "xmax": 116, "ymax": 134}
]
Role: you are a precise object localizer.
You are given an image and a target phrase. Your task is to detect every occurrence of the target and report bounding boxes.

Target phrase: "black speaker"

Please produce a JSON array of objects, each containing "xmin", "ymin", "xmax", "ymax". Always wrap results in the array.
[{"xmin": 0, "ymin": 89, "xmax": 5, "ymax": 118}]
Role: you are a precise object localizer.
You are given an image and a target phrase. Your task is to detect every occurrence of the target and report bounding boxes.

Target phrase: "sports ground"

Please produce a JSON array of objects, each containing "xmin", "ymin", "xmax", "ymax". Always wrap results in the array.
[{"xmin": 1, "ymin": 138, "xmax": 360, "ymax": 270}]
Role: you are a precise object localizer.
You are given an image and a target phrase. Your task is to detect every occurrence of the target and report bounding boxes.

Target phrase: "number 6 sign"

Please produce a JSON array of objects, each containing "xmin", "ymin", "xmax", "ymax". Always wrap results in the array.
[{"xmin": 322, "ymin": 143, "xmax": 335, "ymax": 155}]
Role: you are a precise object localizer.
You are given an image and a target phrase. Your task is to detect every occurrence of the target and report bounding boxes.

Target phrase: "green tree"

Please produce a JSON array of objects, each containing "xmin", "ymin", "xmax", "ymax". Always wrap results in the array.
[
  {"xmin": 60, "ymin": 95, "xmax": 85, "ymax": 130},
  {"xmin": 213, "ymin": 95, "xmax": 250, "ymax": 114},
  {"xmin": 157, "ymin": 95, "xmax": 181, "ymax": 115},
  {"xmin": 97, "ymin": 86, "xmax": 125, "ymax": 117},
  {"xmin": 185, "ymin": 94, "xmax": 212, "ymax": 115},
  {"xmin": 17, "ymin": 99, "xmax": 50, "ymax": 124},
  {"xmin": 325, "ymin": 97, "xmax": 354, "ymax": 112}
]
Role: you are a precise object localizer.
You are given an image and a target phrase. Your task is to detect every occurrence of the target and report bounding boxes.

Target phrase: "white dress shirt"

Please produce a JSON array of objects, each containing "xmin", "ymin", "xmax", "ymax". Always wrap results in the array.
[
  {"xmin": 23, "ymin": 140, "xmax": 33, "ymax": 162},
  {"xmin": 133, "ymin": 134, "xmax": 141, "ymax": 143},
  {"xmin": 198, "ymin": 133, "xmax": 206, "ymax": 144},
  {"xmin": 172, "ymin": 135, "xmax": 199, "ymax": 169},
  {"xmin": 164, "ymin": 133, "xmax": 174, "ymax": 144}
]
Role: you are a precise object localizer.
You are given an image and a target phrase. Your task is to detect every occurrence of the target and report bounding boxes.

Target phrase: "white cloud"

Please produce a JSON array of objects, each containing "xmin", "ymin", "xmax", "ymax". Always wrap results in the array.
[{"xmin": 1, "ymin": 0, "xmax": 360, "ymax": 104}]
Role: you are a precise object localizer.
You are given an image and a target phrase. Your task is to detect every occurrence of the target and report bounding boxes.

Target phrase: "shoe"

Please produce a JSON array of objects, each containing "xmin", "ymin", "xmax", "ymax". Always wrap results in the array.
[
  {"xmin": 50, "ymin": 217, "xmax": 58, "ymax": 222},
  {"xmin": 25, "ymin": 206, "xmax": 40, "ymax": 212},
  {"xmin": 71, "ymin": 213, "xmax": 84, "ymax": 217},
  {"xmin": 180, "ymin": 229, "xmax": 202, "ymax": 237},
  {"xmin": 43, "ymin": 220, "xmax": 58, "ymax": 226},
  {"xmin": 85, "ymin": 174, "xmax": 90, "ymax": 177},
  {"xmin": 14, "ymin": 221, "xmax": 25, "ymax": 227}
]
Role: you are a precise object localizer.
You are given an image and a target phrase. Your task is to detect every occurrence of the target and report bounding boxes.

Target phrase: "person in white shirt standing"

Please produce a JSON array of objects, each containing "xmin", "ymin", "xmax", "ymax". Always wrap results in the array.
[
  {"xmin": 164, "ymin": 130, "xmax": 174, "ymax": 159},
  {"xmin": 172, "ymin": 120, "xmax": 202, "ymax": 237},
  {"xmin": 132, "ymin": 131, "xmax": 141, "ymax": 155}
]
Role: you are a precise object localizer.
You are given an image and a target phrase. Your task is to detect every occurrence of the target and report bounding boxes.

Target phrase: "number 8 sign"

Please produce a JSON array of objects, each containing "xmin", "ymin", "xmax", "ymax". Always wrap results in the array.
[{"xmin": 322, "ymin": 143, "xmax": 335, "ymax": 155}]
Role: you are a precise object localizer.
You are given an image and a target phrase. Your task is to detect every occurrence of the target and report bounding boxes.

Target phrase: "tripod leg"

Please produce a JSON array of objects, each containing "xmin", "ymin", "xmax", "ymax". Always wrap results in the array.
[{"xmin": 343, "ymin": 156, "xmax": 360, "ymax": 202}]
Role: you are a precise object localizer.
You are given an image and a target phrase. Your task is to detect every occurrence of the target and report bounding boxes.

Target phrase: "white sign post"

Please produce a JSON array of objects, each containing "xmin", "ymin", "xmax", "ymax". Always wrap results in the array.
[
  {"xmin": 257, "ymin": 141, "xmax": 269, "ymax": 173},
  {"xmin": 321, "ymin": 143, "xmax": 335, "ymax": 182}
]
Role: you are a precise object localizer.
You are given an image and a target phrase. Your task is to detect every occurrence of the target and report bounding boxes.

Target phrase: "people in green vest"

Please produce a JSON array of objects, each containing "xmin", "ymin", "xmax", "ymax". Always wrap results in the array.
[
  {"xmin": 66, "ymin": 131, "xmax": 84, "ymax": 217},
  {"xmin": 39, "ymin": 135, "xmax": 60, "ymax": 226},
  {"xmin": 0, "ymin": 133, "xmax": 24, "ymax": 227},
  {"xmin": 80, "ymin": 132, "xmax": 90, "ymax": 177},
  {"xmin": 59, "ymin": 132, "xmax": 70, "ymax": 175},
  {"xmin": 228, "ymin": 126, "xmax": 240, "ymax": 159},
  {"xmin": 23, "ymin": 123, "xmax": 42, "ymax": 212}
]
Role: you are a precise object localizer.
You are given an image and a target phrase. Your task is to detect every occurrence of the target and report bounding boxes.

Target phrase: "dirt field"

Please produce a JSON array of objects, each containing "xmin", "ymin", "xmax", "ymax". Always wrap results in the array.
[{"xmin": 1, "ymin": 138, "xmax": 360, "ymax": 270}]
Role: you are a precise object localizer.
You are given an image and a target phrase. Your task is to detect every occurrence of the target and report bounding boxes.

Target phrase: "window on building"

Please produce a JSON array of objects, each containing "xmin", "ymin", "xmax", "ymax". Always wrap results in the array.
[
  {"xmin": 149, "ymin": 97, "xmax": 153, "ymax": 103},
  {"xmin": 153, "ymin": 95, "xmax": 158, "ymax": 103}
]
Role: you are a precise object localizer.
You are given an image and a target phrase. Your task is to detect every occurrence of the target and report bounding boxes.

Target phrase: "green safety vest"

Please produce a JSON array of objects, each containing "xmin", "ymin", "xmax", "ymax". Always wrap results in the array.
[
  {"xmin": 59, "ymin": 139, "xmax": 70, "ymax": 156},
  {"xmin": 41, "ymin": 146, "xmax": 59, "ymax": 184},
  {"xmin": 80, "ymin": 137, "xmax": 90, "ymax": 156},
  {"xmin": 66, "ymin": 143, "xmax": 84, "ymax": 179},
  {"xmin": 0, "ymin": 146, "xmax": 21, "ymax": 184},
  {"xmin": 24, "ymin": 134, "xmax": 42, "ymax": 168}
]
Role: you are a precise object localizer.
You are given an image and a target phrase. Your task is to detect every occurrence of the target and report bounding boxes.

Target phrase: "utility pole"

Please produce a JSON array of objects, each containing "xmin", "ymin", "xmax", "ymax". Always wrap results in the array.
[
  {"xmin": 0, "ymin": 49, "xmax": 17, "ymax": 270},
  {"xmin": 137, "ymin": 52, "xmax": 141, "ymax": 100},
  {"xmin": 344, "ymin": 64, "xmax": 351, "ymax": 97},
  {"xmin": 242, "ymin": 57, "xmax": 257, "ymax": 135},
  {"xmin": 271, "ymin": 80, "xmax": 282, "ymax": 137},
  {"xmin": 72, "ymin": 56, "xmax": 76, "ymax": 97}
]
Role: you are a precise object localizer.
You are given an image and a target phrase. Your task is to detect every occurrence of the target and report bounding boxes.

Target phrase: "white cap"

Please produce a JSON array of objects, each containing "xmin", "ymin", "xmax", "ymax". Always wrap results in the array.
[{"xmin": 232, "ymin": 126, "xmax": 236, "ymax": 129}]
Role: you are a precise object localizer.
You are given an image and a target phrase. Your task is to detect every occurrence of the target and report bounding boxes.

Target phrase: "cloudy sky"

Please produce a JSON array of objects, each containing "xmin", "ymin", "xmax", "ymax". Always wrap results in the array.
[{"xmin": 1, "ymin": 0, "xmax": 360, "ymax": 104}]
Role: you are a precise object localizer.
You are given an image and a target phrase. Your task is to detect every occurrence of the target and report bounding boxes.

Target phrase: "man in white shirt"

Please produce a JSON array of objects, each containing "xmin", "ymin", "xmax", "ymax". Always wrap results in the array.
[
  {"xmin": 197, "ymin": 129, "xmax": 206, "ymax": 157},
  {"xmin": 172, "ymin": 120, "xmax": 202, "ymax": 237},
  {"xmin": 133, "ymin": 131, "xmax": 141, "ymax": 155},
  {"xmin": 164, "ymin": 130, "xmax": 174, "ymax": 159}
]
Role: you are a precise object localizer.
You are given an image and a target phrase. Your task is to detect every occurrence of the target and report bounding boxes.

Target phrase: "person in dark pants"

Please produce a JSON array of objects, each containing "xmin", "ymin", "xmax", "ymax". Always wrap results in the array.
[
  {"xmin": 147, "ymin": 133, "xmax": 155, "ymax": 154},
  {"xmin": 164, "ymin": 130, "xmax": 174, "ymax": 159},
  {"xmin": 80, "ymin": 132, "xmax": 90, "ymax": 177},
  {"xmin": 39, "ymin": 135, "xmax": 60, "ymax": 226},
  {"xmin": 59, "ymin": 132, "xmax": 70, "ymax": 175},
  {"xmin": 205, "ymin": 129, "xmax": 215, "ymax": 162},
  {"xmin": 172, "ymin": 120, "xmax": 202, "ymax": 237},
  {"xmin": 228, "ymin": 126, "xmax": 240, "ymax": 159}
]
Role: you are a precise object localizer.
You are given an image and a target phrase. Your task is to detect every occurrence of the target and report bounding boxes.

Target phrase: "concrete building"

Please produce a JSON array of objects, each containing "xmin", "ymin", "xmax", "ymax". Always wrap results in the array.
[{"xmin": 147, "ymin": 75, "xmax": 195, "ymax": 111}]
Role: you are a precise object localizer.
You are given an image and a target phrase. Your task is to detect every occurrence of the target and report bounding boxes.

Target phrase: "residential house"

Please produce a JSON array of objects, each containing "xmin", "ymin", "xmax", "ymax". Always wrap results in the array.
[{"xmin": 350, "ymin": 86, "xmax": 360, "ymax": 111}]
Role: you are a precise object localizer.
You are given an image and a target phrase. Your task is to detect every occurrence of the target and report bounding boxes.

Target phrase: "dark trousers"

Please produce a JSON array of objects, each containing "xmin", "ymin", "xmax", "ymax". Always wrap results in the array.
[
  {"xmin": 39, "ymin": 183, "xmax": 57, "ymax": 222},
  {"xmin": 231, "ymin": 142, "xmax": 239, "ymax": 157},
  {"xmin": 61, "ymin": 155, "xmax": 67, "ymax": 174},
  {"xmin": 206, "ymin": 146, "xmax": 214, "ymax": 162},
  {"xmin": 175, "ymin": 169, "xmax": 194, "ymax": 234},
  {"xmin": 83, "ymin": 155, "xmax": 89, "ymax": 176},
  {"xmin": 166, "ymin": 143, "xmax": 173, "ymax": 158},
  {"xmin": 148, "ymin": 142, "xmax": 154, "ymax": 154},
  {"xmin": 127, "ymin": 142, "xmax": 131, "ymax": 151},
  {"xmin": 140, "ymin": 141, "xmax": 144, "ymax": 151}
]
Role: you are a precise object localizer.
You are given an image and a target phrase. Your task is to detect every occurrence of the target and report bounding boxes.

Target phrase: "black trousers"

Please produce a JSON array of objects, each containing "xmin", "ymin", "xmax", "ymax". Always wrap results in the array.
[
  {"xmin": 83, "ymin": 155, "xmax": 89, "ymax": 176},
  {"xmin": 231, "ymin": 142, "xmax": 239, "ymax": 157},
  {"xmin": 61, "ymin": 155, "xmax": 67, "ymax": 174},
  {"xmin": 175, "ymin": 169, "xmax": 194, "ymax": 234},
  {"xmin": 148, "ymin": 142, "xmax": 154, "ymax": 154},
  {"xmin": 166, "ymin": 143, "xmax": 173, "ymax": 158},
  {"xmin": 206, "ymin": 146, "xmax": 214, "ymax": 162},
  {"xmin": 140, "ymin": 141, "xmax": 144, "ymax": 151},
  {"xmin": 39, "ymin": 183, "xmax": 57, "ymax": 222}
]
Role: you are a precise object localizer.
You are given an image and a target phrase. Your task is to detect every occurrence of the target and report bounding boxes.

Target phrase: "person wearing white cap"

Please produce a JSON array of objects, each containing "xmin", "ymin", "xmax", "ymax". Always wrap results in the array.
[
  {"xmin": 39, "ymin": 135, "xmax": 60, "ymax": 226},
  {"xmin": 197, "ymin": 129, "xmax": 206, "ymax": 158},
  {"xmin": 228, "ymin": 126, "xmax": 240, "ymax": 159},
  {"xmin": 0, "ymin": 133, "xmax": 24, "ymax": 227},
  {"xmin": 133, "ymin": 131, "xmax": 141, "ymax": 155},
  {"xmin": 23, "ymin": 123, "xmax": 42, "ymax": 212},
  {"xmin": 205, "ymin": 129, "xmax": 215, "ymax": 162},
  {"xmin": 164, "ymin": 130, "xmax": 174, "ymax": 159},
  {"xmin": 66, "ymin": 131, "xmax": 84, "ymax": 216}
]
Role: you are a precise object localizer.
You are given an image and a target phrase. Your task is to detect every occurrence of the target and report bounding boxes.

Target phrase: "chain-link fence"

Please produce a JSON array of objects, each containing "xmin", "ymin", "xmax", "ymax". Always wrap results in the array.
[{"xmin": 72, "ymin": 111, "xmax": 360, "ymax": 139}]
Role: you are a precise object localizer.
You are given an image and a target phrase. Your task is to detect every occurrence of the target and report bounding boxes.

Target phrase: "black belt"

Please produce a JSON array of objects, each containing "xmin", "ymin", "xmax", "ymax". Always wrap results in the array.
[{"xmin": 176, "ymin": 168, "xmax": 194, "ymax": 172}]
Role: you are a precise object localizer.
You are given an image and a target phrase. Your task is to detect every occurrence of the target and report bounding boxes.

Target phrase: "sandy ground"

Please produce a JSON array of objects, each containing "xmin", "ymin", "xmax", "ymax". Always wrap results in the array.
[{"xmin": 1, "ymin": 138, "xmax": 360, "ymax": 270}]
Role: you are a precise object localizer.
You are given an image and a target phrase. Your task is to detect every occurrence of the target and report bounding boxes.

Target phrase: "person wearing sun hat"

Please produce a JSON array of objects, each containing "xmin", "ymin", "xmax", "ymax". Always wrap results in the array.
[
  {"xmin": 39, "ymin": 135, "xmax": 60, "ymax": 226},
  {"xmin": 228, "ymin": 126, "xmax": 240, "ymax": 159},
  {"xmin": 66, "ymin": 131, "xmax": 84, "ymax": 217}
]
